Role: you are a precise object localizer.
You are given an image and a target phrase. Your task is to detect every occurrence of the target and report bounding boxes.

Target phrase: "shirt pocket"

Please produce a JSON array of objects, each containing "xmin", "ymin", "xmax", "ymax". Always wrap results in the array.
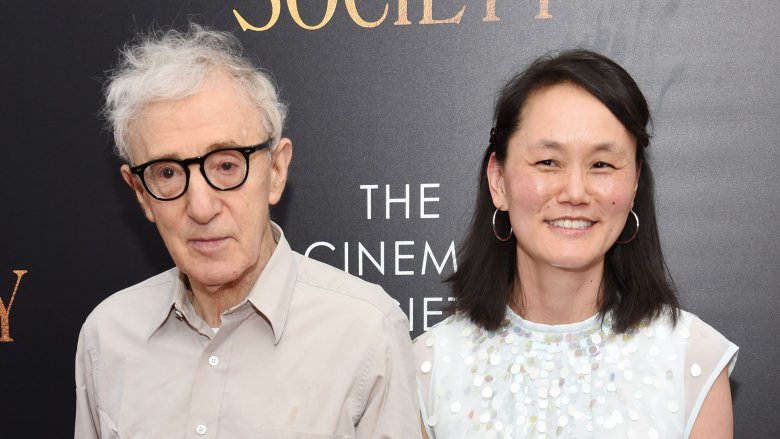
[{"xmin": 256, "ymin": 430, "xmax": 351, "ymax": 439}]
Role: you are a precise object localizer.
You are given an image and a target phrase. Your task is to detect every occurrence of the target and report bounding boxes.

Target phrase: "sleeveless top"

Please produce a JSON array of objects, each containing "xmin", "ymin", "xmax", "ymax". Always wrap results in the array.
[{"xmin": 413, "ymin": 308, "xmax": 737, "ymax": 439}]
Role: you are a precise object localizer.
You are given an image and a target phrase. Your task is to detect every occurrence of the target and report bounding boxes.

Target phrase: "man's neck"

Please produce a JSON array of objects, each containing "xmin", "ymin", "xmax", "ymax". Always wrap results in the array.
[
  {"xmin": 190, "ymin": 284, "xmax": 253, "ymax": 328},
  {"xmin": 187, "ymin": 241, "xmax": 277, "ymax": 328}
]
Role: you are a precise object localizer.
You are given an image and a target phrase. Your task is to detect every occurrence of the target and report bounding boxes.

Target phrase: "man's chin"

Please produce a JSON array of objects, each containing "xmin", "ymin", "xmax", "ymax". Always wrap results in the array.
[{"xmin": 181, "ymin": 265, "xmax": 247, "ymax": 290}]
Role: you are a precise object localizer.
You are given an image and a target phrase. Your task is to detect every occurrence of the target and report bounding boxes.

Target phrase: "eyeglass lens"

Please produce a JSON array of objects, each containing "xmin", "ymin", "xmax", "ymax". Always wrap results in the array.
[{"xmin": 143, "ymin": 149, "xmax": 248, "ymax": 199}]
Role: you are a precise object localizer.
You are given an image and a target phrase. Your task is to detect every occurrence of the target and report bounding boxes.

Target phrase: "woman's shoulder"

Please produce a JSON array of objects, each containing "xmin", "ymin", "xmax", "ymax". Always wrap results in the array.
[
  {"xmin": 645, "ymin": 308, "xmax": 734, "ymax": 345},
  {"xmin": 675, "ymin": 309, "xmax": 738, "ymax": 369},
  {"xmin": 663, "ymin": 309, "xmax": 739, "ymax": 435},
  {"xmin": 411, "ymin": 313, "xmax": 480, "ymax": 419},
  {"xmin": 413, "ymin": 313, "xmax": 476, "ymax": 345},
  {"xmin": 412, "ymin": 313, "xmax": 487, "ymax": 379},
  {"xmin": 413, "ymin": 313, "xmax": 473, "ymax": 363}
]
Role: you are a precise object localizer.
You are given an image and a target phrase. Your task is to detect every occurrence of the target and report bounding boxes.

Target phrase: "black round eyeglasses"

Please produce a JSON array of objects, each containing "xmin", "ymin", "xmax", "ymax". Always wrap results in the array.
[{"xmin": 129, "ymin": 141, "xmax": 270, "ymax": 201}]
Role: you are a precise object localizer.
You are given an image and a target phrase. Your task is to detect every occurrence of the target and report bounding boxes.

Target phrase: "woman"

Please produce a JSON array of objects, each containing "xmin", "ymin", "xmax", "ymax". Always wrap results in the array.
[{"xmin": 414, "ymin": 50, "xmax": 738, "ymax": 439}]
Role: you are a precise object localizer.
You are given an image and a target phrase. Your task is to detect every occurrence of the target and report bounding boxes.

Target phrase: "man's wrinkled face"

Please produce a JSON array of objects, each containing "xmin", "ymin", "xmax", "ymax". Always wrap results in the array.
[{"xmin": 121, "ymin": 71, "xmax": 291, "ymax": 292}]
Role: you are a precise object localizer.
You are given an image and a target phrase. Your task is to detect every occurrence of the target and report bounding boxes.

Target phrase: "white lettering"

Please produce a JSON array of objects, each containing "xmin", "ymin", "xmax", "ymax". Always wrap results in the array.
[
  {"xmin": 360, "ymin": 184, "xmax": 379, "ymax": 219},
  {"xmin": 394, "ymin": 241, "xmax": 415, "ymax": 275},
  {"xmin": 419, "ymin": 183, "xmax": 440, "ymax": 218},
  {"xmin": 385, "ymin": 184, "xmax": 410, "ymax": 219},
  {"xmin": 304, "ymin": 241, "xmax": 335, "ymax": 258},
  {"xmin": 343, "ymin": 241, "xmax": 350, "ymax": 273},
  {"xmin": 421, "ymin": 240, "xmax": 457, "ymax": 275},
  {"xmin": 358, "ymin": 241, "xmax": 385, "ymax": 275},
  {"xmin": 424, "ymin": 297, "xmax": 443, "ymax": 330},
  {"xmin": 408, "ymin": 297, "xmax": 414, "ymax": 331}
]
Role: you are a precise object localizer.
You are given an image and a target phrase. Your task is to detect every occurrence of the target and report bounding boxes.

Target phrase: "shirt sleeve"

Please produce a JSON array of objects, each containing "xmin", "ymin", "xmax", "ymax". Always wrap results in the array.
[
  {"xmin": 683, "ymin": 314, "xmax": 739, "ymax": 437},
  {"xmin": 75, "ymin": 326, "xmax": 100, "ymax": 439},
  {"xmin": 354, "ymin": 311, "xmax": 422, "ymax": 439}
]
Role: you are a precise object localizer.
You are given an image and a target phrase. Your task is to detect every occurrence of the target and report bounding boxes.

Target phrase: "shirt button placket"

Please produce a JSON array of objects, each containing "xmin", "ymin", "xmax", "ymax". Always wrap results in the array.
[{"xmin": 188, "ymin": 325, "xmax": 234, "ymax": 439}]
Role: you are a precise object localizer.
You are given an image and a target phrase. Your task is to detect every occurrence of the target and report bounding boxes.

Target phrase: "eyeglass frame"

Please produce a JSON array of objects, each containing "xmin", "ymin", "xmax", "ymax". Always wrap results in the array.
[{"xmin": 128, "ymin": 141, "xmax": 271, "ymax": 201}]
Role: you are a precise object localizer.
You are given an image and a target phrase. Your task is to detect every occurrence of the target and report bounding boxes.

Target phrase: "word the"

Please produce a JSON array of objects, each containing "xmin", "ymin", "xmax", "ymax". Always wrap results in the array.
[
  {"xmin": 234, "ymin": 0, "xmax": 553, "ymax": 31},
  {"xmin": 360, "ymin": 183, "xmax": 440, "ymax": 219}
]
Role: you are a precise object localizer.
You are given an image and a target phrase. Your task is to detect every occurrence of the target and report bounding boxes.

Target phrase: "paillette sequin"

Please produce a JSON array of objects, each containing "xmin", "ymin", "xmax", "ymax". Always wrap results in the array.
[{"xmin": 414, "ymin": 308, "xmax": 737, "ymax": 439}]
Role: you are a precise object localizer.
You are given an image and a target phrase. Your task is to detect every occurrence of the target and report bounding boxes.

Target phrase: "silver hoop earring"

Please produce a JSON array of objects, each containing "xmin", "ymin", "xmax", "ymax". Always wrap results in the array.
[
  {"xmin": 616, "ymin": 209, "xmax": 639, "ymax": 244},
  {"xmin": 492, "ymin": 208, "xmax": 513, "ymax": 242}
]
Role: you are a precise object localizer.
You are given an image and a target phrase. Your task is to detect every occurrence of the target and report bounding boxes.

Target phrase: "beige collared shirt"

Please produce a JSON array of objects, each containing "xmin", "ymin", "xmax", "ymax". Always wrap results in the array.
[{"xmin": 75, "ymin": 226, "xmax": 420, "ymax": 439}]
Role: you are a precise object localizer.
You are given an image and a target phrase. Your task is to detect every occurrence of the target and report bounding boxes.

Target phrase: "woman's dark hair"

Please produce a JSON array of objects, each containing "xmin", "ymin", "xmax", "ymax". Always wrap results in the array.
[{"xmin": 449, "ymin": 49, "xmax": 680, "ymax": 333}]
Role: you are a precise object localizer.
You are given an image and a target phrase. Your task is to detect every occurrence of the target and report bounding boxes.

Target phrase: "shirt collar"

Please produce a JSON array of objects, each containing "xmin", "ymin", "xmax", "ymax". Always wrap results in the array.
[
  {"xmin": 145, "ymin": 270, "xmax": 189, "ymax": 340},
  {"xmin": 146, "ymin": 222, "xmax": 297, "ymax": 344},
  {"xmin": 245, "ymin": 223, "xmax": 297, "ymax": 344}
]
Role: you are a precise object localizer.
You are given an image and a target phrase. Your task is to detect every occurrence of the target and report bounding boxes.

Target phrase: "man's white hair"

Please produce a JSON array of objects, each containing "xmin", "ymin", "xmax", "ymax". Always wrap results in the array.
[{"xmin": 103, "ymin": 23, "xmax": 287, "ymax": 162}]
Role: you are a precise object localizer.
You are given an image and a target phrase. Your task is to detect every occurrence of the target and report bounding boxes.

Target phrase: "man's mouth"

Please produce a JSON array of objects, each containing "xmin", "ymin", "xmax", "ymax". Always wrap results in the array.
[{"xmin": 191, "ymin": 237, "xmax": 228, "ymax": 250}]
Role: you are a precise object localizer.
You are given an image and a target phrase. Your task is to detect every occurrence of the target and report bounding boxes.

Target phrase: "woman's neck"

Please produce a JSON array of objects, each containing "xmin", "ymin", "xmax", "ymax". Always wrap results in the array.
[{"xmin": 512, "ymin": 255, "xmax": 603, "ymax": 325}]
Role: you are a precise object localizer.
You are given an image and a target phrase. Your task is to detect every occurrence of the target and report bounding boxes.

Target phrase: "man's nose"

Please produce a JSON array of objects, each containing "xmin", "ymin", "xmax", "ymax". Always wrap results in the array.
[{"xmin": 185, "ymin": 169, "xmax": 222, "ymax": 224}]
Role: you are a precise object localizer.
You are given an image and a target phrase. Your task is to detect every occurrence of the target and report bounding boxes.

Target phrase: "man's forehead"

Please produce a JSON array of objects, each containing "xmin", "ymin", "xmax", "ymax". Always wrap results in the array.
[{"xmin": 127, "ymin": 75, "xmax": 263, "ymax": 162}]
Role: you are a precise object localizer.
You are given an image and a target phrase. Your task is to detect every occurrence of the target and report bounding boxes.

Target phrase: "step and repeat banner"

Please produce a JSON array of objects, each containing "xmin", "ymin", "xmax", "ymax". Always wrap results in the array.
[{"xmin": 2, "ymin": 0, "xmax": 778, "ymax": 436}]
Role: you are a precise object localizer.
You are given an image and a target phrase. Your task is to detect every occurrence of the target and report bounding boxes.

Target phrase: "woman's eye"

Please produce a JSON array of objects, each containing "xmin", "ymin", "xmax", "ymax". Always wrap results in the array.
[{"xmin": 593, "ymin": 161, "xmax": 614, "ymax": 169}]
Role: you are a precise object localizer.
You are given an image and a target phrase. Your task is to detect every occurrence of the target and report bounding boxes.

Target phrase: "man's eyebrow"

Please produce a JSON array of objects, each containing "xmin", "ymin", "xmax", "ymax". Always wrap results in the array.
[
  {"xmin": 204, "ymin": 140, "xmax": 243, "ymax": 152},
  {"xmin": 146, "ymin": 140, "xmax": 243, "ymax": 161}
]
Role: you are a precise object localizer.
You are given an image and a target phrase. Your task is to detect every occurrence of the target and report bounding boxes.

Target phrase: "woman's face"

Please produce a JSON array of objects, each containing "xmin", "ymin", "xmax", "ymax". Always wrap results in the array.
[{"xmin": 488, "ymin": 82, "xmax": 640, "ymax": 273}]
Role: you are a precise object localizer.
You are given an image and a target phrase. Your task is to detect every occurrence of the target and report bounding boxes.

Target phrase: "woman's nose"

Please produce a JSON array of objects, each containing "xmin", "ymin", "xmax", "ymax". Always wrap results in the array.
[{"xmin": 557, "ymin": 169, "xmax": 591, "ymax": 205}]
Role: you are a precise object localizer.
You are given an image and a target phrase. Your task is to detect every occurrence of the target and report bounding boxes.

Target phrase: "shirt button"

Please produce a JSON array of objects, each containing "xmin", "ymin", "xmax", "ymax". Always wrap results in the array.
[
  {"xmin": 208, "ymin": 355, "xmax": 219, "ymax": 367},
  {"xmin": 196, "ymin": 424, "xmax": 207, "ymax": 435}
]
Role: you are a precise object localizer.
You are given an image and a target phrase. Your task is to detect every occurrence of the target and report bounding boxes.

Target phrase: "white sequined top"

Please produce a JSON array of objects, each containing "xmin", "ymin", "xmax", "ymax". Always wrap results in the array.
[{"xmin": 413, "ymin": 308, "xmax": 738, "ymax": 439}]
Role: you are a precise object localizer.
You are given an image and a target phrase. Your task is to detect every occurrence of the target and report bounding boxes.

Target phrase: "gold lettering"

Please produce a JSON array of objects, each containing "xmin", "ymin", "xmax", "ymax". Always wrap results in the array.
[
  {"xmin": 483, "ymin": 0, "xmax": 498, "ymax": 21},
  {"xmin": 394, "ymin": 0, "xmax": 411, "ymax": 25},
  {"xmin": 535, "ymin": 0, "xmax": 552, "ymax": 19},
  {"xmin": 287, "ymin": 0, "xmax": 338, "ymax": 30},
  {"xmin": 346, "ymin": 0, "xmax": 389, "ymax": 28},
  {"xmin": 0, "ymin": 270, "xmax": 27, "ymax": 343},
  {"xmin": 419, "ymin": 0, "xmax": 465, "ymax": 24},
  {"xmin": 233, "ymin": 1, "xmax": 282, "ymax": 32}
]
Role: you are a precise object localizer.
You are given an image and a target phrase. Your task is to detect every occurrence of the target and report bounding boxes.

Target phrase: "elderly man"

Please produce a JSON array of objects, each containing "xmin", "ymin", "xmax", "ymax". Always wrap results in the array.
[{"xmin": 75, "ymin": 25, "xmax": 420, "ymax": 438}]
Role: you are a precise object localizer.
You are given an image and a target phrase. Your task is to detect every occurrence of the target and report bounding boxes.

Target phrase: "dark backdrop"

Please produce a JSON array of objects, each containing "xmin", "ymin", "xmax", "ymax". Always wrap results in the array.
[{"xmin": 2, "ymin": 1, "xmax": 778, "ymax": 437}]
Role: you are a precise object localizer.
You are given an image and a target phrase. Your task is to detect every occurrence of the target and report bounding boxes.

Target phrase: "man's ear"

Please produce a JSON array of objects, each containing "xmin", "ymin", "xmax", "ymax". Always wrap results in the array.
[
  {"xmin": 120, "ymin": 164, "xmax": 156, "ymax": 223},
  {"xmin": 486, "ymin": 153, "xmax": 508, "ymax": 211},
  {"xmin": 268, "ymin": 137, "xmax": 293, "ymax": 206}
]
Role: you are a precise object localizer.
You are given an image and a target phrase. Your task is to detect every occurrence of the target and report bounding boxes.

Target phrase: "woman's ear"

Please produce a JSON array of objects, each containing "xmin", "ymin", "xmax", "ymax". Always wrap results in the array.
[{"xmin": 487, "ymin": 153, "xmax": 507, "ymax": 210}]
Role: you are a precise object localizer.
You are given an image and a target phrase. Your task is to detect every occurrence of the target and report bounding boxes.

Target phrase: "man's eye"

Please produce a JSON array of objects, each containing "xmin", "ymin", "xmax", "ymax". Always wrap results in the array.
[
  {"xmin": 536, "ymin": 159, "xmax": 555, "ymax": 167},
  {"xmin": 159, "ymin": 166, "xmax": 178, "ymax": 179},
  {"xmin": 215, "ymin": 160, "xmax": 242, "ymax": 173}
]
